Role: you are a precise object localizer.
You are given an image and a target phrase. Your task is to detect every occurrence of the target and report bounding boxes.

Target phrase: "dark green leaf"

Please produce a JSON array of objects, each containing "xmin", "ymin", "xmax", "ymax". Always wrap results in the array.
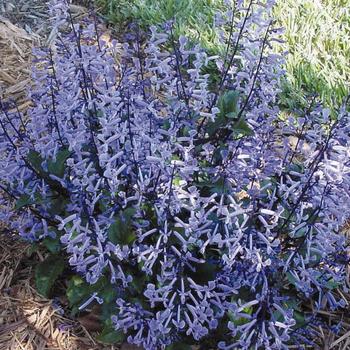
[
  {"xmin": 287, "ymin": 163, "xmax": 304, "ymax": 174},
  {"xmin": 27, "ymin": 243, "xmax": 39, "ymax": 256},
  {"xmin": 325, "ymin": 279, "xmax": 339, "ymax": 290},
  {"xmin": 219, "ymin": 90, "xmax": 240, "ymax": 118},
  {"xmin": 206, "ymin": 91, "xmax": 240, "ymax": 137},
  {"xmin": 96, "ymin": 324, "xmax": 125, "ymax": 344},
  {"xmin": 166, "ymin": 342, "xmax": 192, "ymax": 350},
  {"xmin": 47, "ymin": 148, "xmax": 71, "ymax": 178},
  {"xmin": 131, "ymin": 274, "xmax": 147, "ymax": 294},
  {"xmin": 187, "ymin": 260, "xmax": 217, "ymax": 284},
  {"xmin": 27, "ymin": 150, "xmax": 44, "ymax": 172},
  {"xmin": 232, "ymin": 118, "xmax": 254, "ymax": 136},
  {"xmin": 99, "ymin": 284, "xmax": 117, "ymax": 304},
  {"xmin": 48, "ymin": 196, "xmax": 67, "ymax": 216},
  {"xmin": 15, "ymin": 194, "xmax": 32, "ymax": 210},
  {"xmin": 108, "ymin": 208, "xmax": 136, "ymax": 245},
  {"xmin": 206, "ymin": 115, "xmax": 226, "ymax": 137},
  {"xmin": 286, "ymin": 271, "xmax": 298, "ymax": 286},
  {"xmin": 15, "ymin": 192, "xmax": 43, "ymax": 210},
  {"xmin": 294, "ymin": 311, "xmax": 307, "ymax": 328},
  {"xmin": 66, "ymin": 276, "xmax": 86, "ymax": 307},
  {"xmin": 66, "ymin": 275, "xmax": 108, "ymax": 309},
  {"xmin": 42, "ymin": 235, "xmax": 61, "ymax": 254},
  {"xmin": 210, "ymin": 177, "xmax": 232, "ymax": 195},
  {"xmin": 35, "ymin": 255, "xmax": 65, "ymax": 297},
  {"xmin": 291, "ymin": 227, "xmax": 308, "ymax": 238}
]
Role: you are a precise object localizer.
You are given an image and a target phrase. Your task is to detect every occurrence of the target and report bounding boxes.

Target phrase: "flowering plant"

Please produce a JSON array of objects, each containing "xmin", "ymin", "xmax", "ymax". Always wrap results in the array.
[{"xmin": 1, "ymin": 0, "xmax": 350, "ymax": 349}]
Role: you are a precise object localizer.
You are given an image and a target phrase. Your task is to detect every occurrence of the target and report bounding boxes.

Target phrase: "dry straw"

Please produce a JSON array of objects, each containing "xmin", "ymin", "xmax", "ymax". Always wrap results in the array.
[
  {"xmin": 0, "ymin": 233, "xmax": 111, "ymax": 350},
  {"xmin": 0, "ymin": 1, "xmax": 350, "ymax": 349},
  {"xmin": 0, "ymin": 16, "xmax": 38, "ymax": 110}
]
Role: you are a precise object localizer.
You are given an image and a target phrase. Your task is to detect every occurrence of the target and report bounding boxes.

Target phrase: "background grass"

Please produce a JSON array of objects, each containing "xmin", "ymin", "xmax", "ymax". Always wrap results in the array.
[
  {"xmin": 275, "ymin": 0, "xmax": 350, "ymax": 109},
  {"xmin": 96, "ymin": 0, "xmax": 225, "ymax": 50},
  {"xmin": 96, "ymin": 0, "xmax": 350, "ymax": 109}
]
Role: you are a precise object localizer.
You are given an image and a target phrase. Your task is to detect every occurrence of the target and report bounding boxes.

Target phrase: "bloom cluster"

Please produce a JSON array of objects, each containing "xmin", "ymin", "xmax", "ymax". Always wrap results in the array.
[{"xmin": 1, "ymin": 0, "xmax": 350, "ymax": 349}]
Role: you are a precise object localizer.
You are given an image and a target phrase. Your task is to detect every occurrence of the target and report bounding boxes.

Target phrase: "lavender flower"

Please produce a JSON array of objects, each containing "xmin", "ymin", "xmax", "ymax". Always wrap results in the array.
[{"xmin": 1, "ymin": 0, "xmax": 349, "ymax": 349}]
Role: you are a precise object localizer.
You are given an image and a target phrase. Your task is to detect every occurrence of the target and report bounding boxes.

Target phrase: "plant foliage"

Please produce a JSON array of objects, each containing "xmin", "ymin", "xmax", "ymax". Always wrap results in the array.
[{"xmin": 1, "ymin": 0, "xmax": 350, "ymax": 349}]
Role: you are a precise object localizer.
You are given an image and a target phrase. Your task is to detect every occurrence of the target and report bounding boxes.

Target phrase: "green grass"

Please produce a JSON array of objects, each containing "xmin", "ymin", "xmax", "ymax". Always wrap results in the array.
[
  {"xmin": 96, "ymin": 0, "xmax": 226, "ymax": 51},
  {"xmin": 97, "ymin": 0, "xmax": 350, "ymax": 109},
  {"xmin": 274, "ymin": 0, "xmax": 350, "ymax": 108}
]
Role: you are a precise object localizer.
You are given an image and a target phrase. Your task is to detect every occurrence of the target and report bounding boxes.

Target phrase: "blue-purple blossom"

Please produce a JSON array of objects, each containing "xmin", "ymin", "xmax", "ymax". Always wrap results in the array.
[{"xmin": 0, "ymin": 0, "xmax": 350, "ymax": 349}]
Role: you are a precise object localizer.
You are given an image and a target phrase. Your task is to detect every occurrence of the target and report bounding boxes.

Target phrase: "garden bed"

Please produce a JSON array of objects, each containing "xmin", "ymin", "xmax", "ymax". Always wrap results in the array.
[{"xmin": 0, "ymin": 1, "xmax": 350, "ymax": 350}]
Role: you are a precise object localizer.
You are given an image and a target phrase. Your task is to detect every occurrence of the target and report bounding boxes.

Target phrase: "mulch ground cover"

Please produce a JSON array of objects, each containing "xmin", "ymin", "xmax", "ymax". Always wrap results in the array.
[{"xmin": 0, "ymin": 1, "xmax": 350, "ymax": 349}]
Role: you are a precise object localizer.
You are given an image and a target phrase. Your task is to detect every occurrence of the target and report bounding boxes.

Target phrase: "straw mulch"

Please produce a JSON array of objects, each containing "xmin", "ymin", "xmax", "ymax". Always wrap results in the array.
[
  {"xmin": 0, "ymin": 15, "xmax": 38, "ymax": 108},
  {"xmin": 0, "ymin": 231, "xmax": 142, "ymax": 349},
  {"xmin": 0, "ymin": 0, "xmax": 88, "ymax": 105},
  {"xmin": 0, "ymin": 2, "xmax": 125, "ymax": 349},
  {"xmin": 0, "ymin": 1, "xmax": 350, "ymax": 350},
  {"xmin": 0, "ymin": 231, "xmax": 114, "ymax": 350}
]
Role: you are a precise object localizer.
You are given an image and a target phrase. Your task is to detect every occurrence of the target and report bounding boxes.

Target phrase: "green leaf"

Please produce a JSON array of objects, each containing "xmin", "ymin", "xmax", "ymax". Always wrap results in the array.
[
  {"xmin": 35, "ymin": 255, "xmax": 65, "ymax": 297},
  {"xmin": 99, "ymin": 284, "xmax": 118, "ymax": 304},
  {"xmin": 232, "ymin": 118, "xmax": 254, "ymax": 136},
  {"xmin": 66, "ymin": 275, "xmax": 108, "ymax": 311},
  {"xmin": 27, "ymin": 243, "xmax": 39, "ymax": 256},
  {"xmin": 27, "ymin": 150, "xmax": 44, "ymax": 172},
  {"xmin": 294, "ymin": 310, "xmax": 307, "ymax": 328},
  {"xmin": 15, "ymin": 194, "xmax": 32, "ymax": 210},
  {"xmin": 47, "ymin": 196, "xmax": 67, "ymax": 216},
  {"xmin": 287, "ymin": 163, "xmax": 305, "ymax": 176},
  {"xmin": 42, "ymin": 235, "xmax": 61, "ymax": 254},
  {"xmin": 286, "ymin": 271, "xmax": 298, "ymax": 286},
  {"xmin": 219, "ymin": 90, "xmax": 240, "ymax": 118},
  {"xmin": 108, "ymin": 208, "xmax": 136, "ymax": 245},
  {"xmin": 283, "ymin": 297, "xmax": 300, "ymax": 311},
  {"xmin": 47, "ymin": 148, "xmax": 71, "ymax": 178},
  {"xmin": 291, "ymin": 227, "xmax": 308, "ymax": 238},
  {"xmin": 25, "ymin": 150, "xmax": 69, "ymax": 197},
  {"xmin": 325, "ymin": 279, "xmax": 339, "ymax": 290},
  {"xmin": 206, "ymin": 90, "xmax": 240, "ymax": 137},
  {"xmin": 66, "ymin": 276, "xmax": 86, "ymax": 307},
  {"xmin": 130, "ymin": 274, "xmax": 147, "ymax": 294},
  {"xmin": 96, "ymin": 324, "xmax": 125, "ymax": 344},
  {"xmin": 163, "ymin": 119, "xmax": 171, "ymax": 130},
  {"xmin": 15, "ymin": 192, "xmax": 43, "ymax": 210},
  {"xmin": 228, "ymin": 310, "xmax": 250, "ymax": 327},
  {"xmin": 206, "ymin": 116, "xmax": 225, "ymax": 136},
  {"xmin": 187, "ymin": 260, "xmax": 217, "ymax": 284},
  {"xmin": 209, "ymin": 177, "xmax": 232, "ymax": 195},
  {"xmin": 166, "ymin": 342, "xmax": 192, "ymax": 350},
  {"xmin": 273, "ymin": 309, "xmax": 285, "ymax": 323}
]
